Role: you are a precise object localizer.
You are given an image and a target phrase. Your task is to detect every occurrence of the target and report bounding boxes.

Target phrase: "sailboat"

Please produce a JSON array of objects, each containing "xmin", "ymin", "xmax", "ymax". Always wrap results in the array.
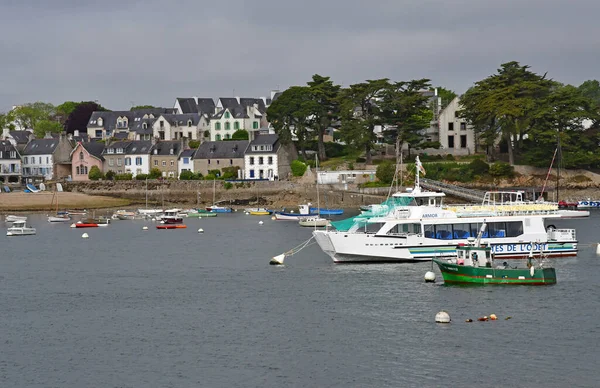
[
  {"xmin": 299, "ymin": 156, "xmax": 330, "ymax": 227},
  {"xmin": 48, "ymin": 191, "xmax": 71, "ymax": 222},
  {"xmin": 138, "ymin": 178, "xmax": 163, "ymax": 216},
  {"xmin": 206, "ymin": 178, "xmax": 232, "ymax": 213}
]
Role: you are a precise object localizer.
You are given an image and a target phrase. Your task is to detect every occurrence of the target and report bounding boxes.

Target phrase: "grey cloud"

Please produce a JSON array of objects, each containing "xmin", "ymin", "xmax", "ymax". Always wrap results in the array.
[{"xmin": 0, "ymin": 0, "xmax": 599, "ymax": 112}]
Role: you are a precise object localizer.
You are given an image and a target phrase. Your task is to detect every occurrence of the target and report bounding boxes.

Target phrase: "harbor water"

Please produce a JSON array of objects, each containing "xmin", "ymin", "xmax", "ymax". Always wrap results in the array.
[{"xmin": 1, "ymin": 212, "xmax": 599, "ymax": 387}]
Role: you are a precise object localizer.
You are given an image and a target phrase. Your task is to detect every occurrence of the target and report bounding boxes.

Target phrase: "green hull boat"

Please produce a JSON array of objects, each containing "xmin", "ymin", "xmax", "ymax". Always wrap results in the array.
[{"xmin": 433, "ymin": 258, "xmax": 557, "ymax": 285}]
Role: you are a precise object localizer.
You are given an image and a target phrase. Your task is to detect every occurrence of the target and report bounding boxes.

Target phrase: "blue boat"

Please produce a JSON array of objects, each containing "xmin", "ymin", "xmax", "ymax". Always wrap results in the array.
[
  {"xmin": 310, "ymin": 207, "xmax": 344, "ymax": 215},
  {"xmin": 206, "ymin": 206, "xmax": 232, "ymax": 213}
]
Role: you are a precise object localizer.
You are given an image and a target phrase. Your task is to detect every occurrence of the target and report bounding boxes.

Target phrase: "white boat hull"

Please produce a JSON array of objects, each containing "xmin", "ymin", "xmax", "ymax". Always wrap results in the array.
[
  {"xmin": 299, "ymin": 217, "xmax": 330, "ymax": 227},
  {"xmin": 7, "ymin": 227, "xmax": 36, "ymax": 236},
  {"xmin": 5, "ymin": 215, "xmax": 27, "ymax": 222},
  {"xmin": 48, "ymin": 216, "xmax": 71, "ymax": 222}
]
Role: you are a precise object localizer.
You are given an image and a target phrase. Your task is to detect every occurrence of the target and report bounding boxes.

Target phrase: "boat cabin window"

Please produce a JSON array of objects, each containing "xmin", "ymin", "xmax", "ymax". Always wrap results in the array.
[
  {"xmin": 364, "ymin": 222, "xmax": 385, "ymax": 234},
  {"xmin": 422, "ymin": 221, "xmax": 523, "ymax": 240},
  {"xmin": 386, "ymin": 223, "xmax": 421, "ymax": 235}
]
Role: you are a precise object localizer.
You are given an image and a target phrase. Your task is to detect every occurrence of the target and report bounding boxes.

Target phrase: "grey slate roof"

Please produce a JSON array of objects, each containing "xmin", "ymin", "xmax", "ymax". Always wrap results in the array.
[
  {"xmin": 179, "ymin": 149, "xmax": 196, "ymax": 159},
  {"xmin": 196, "ymin": 98, "xmax": 215, "ymax": 115},
  {"xmin": 0, "ymin": 140, "xmax": 20, "ymax": 159},
  {"xmin": 9, "ymin": 130, "xmax": 32, "ymax": 144},
  {"xmin": 159, "ymin": 113, "xmax": 201, "ymax": 126},
  {"xmin": 22, "ymin": 138, "xmax": 59, "ymax": 155},
  {"xmin": 218, "ymin": 98, "xmax": 240, "ymax": 110},
  {"xmin": 151, "ymin": 141, "xmax": 183, "ymax": 156},
  {"xmin": 176, "ymin": 98, "xmax": 197, "ymax": 114},
  {"xmin": 103, "ymin": 140, "xmax": 154, "ymax": 155},
  {"xmin": 71, "ymin": 133, "xmax": 90, "ymax": 143},
  {"xmin": 239, "ymin": 98, "xmax": 266, "ymax": 113},
  {"xmin": 113, "ymin": 132, "xmax": 129, "ymax": 140},
  {"xmin": 87, "ymin": 109, "xmax": 174, "ymax": 131},
  {"xmin": 245, "ymin": 134, "xmax": 280, "ymax": 154},
  {"xmin": 72, "ymin": 141, "xmax": 105, "ymax": 161},
  {"xmin": 194, "ymin": 140, "xmax": 249, "ymax": 159}
]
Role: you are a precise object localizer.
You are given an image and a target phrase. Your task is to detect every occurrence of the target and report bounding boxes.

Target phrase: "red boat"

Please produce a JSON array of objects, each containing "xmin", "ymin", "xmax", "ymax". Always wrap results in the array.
[
  {"xmin": 75, "ymin": 223, "xmax": 99, "ymax": 228},
  {"xmin": 558, "ymin": 200, "xmax": 578, "ymax": 209},
  {"xmin": 156, "ymin": 224, "xmax": 187, "ymax": 230}
]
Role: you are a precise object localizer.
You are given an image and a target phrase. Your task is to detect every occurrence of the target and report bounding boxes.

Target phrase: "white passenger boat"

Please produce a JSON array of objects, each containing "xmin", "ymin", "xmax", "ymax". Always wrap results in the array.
[
  {"xmin": 7, "ymin": 220, "xmax": 36, "ymax": 236},
  {"xmin": 313, "ymin": 205, "xmax": 577, "ymax": 263}
]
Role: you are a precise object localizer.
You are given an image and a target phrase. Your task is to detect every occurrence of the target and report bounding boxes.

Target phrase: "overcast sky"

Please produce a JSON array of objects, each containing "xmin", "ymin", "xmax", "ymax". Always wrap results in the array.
[{"xmin": 1, "ymin": 0, "xmax": 598, "ymax": 112}]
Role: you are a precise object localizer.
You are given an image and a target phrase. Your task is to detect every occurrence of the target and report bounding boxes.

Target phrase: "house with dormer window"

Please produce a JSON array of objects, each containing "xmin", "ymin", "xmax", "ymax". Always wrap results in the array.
[
  {"xmin": 86, "ymin": 108, "xmax": 174, "ymax": 140},
  {"xmin": 243, "ymin": 134, "xmax": 289, "ymax": 180},
  {"xmin": 150, "ymin": 140, "xmax": 186, "ymax": 178},
  {"xmin": 193, "ymin": 140, "xmax": 248, "ymax": 176},
  {"xmin": 102, "ymin": 140, "xmax": 154, "ymax": 177},
  {"xmin": 21, "ymin": 133, "xmax": 74, "ymax": 181},
  {"xmin": 152, "ymin": 114, "xmax": 207, "ymax": 141},
  {"xmin": 210, "ymin": 97, "xmax": 265, "ymax": 141},
  {"xmin": 70, "ymin": 141, "xmax": 105, "ymax": 181},
  {"xmin": 178, "ymin": 149, "xmax": 196, "ymax": 177},
  {"xmin": 0, "ymin": 140, "xmax": 22, "ymax": 184}
]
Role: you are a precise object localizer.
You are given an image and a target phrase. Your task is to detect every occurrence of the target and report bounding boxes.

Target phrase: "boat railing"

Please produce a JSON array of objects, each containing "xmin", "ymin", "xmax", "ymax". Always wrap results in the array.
[{"xmin": 445, "ymin": 202, "xmax": 559, "ymax": 217}]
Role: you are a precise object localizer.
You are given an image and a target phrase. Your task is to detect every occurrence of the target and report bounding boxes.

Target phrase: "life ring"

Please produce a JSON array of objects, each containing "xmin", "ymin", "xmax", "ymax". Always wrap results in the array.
[
  {"xmin": 546, "ymin": 224, "xmax": 556, "ymax": 232},
  {"xmin": 471, "ymin": 252, "xmax": 478, "ymax": 260}
]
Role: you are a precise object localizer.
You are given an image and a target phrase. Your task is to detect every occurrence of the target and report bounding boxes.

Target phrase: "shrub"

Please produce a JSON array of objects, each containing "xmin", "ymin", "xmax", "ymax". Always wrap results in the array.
[
  {"xmin": 88, "ymin": 166, "xmax": 104, "ymax": 180},
  {"xmin": 347, "ymin": 162, "xmax": 354, "ymax": 170},
  {"xmin": 179, "ymin": 170, "xmax": 196, "ymax": 180},
  {"xmin": 105, "ymin": 170, "xmax": 115, "ymax": 180},
  {"xmin": 221, "ymin": 166, "xmax": 240, "ymax": 180},
  {"xmin": 468, "ymin": 158, "xmax": 489, "ymax": 175},
  {"xmin": 188, "ymin": 140, "xmax": 200, "ymax": 149},
  {"xmin": 224, "ymin": 182, "xmax": 233, "ymax": 190},
  {"xmin": 231, "ymin": 130, "xmax": 249, "ymax": 140},
  {"xmin": 148, "ymin": 168, "xmax": 162, "ymax": 179},
  {"xmin": 205, "ymin": 173, "xmax": 217, "ymax": 181},
  {"xmin": 290, "ymin": 160, "xmax": 308, "ymax": 177},
  {"xmin": 114, "ymin": 173, "xmax": 133, "ymax": 180},
  {"xmin": 135, "ymin": 173, "xmax": 149, "ymax": 180},
  {"xmin": 203, "ymin": 130, "xmax": 210, "ymax": 138},
  {"xmin": 445, "ymin": 154, "xmax": 455, "ymax": 161},
  {"xmin": 489, "ymin": 162, "xmax": 514, "ymax": 178},
  {"xmin": 355, "ymin": 157, "xmax": 366, "ymax": 163},
  {"xmin": 376, "ymin": 161, "xmax": 396, "ymax": 184}
]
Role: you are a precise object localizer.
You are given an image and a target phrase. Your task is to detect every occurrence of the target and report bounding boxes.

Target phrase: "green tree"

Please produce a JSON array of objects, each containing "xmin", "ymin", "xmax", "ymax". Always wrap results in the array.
[
  {"xmin": 148, "ymin": 168, "xmax": 162, "ymax": 179},
  {"xmin": 460, "ymin": 61, "xmax": 555, "ymax": 165},
  {"xmin": 130, "ymin": 105, "xmax": 157, "ymax": 111},
  {"xmin": 380, "ymin": 79, "xmax": 434, "ymax": 165},
  {"xmin": 231, "ymin": 129, "xmax": 249, "ymax": 140},
  {"xmin": 33, "ymin": 119, "xmax": 63, "ymax": 138},
  {"xmin": 64, "ymin": 101, "xmax": 109, "ymax": 134},
  {"xmin": 0, "ymin": 111, "xmax": 16, "ymax": 132},
  {"xmin": 290, "ymin": 160, "xmax": 307, "ymax": 176},
  {"xmin": 12, "ymin": 102, "xmax": 56, "ymax": 130},
  {"xmin": 306, "ymin": 75, "xmax": 341, "ymax": 161},
  {"xmin": 188, "ymin": 140, "xmax": 200, "ymax": 149},
  {"xmin": 55, "ymin": 101, "xmax": 80, "ymax": 124},
  {"xmin": 105, "ymin": 170, "xmax": 115, "ymax": 180},
  {"xmin": 266, "ymin": 86, "xmax": 313, "ymax": 159},
  {"xmin": 88, "ymin": 165, "xmax": 104, "ymax": 180},
  {"xmin": 179, "ymin": 170, "xmax": 197, "ymax": 180},
  {"xmin": 376, "ymin": 161, "xmax": 396, "ymax": 184},
  {"xmin": 338, "ymin": 79, "xmax": 389, "ymax": 164}
]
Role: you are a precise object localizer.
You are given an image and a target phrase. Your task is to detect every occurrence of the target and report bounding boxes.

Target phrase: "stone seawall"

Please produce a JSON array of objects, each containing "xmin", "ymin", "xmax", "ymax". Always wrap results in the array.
[{"xmin": 62, "ymin": 180, "xmax": 387, "ymax": 208}]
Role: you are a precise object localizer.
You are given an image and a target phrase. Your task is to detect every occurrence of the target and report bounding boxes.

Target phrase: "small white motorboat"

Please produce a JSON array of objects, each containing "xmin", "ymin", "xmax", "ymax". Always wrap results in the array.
[
  {"xmin": 7, "ymin": 220, "xmax": 36, "ymax": 236},
  {"xmin": 298, "ymin": 216, "xmax": 330, "ymax": 227},
  {"xmin": 5, "ymin": 215, "xmax": 27, "ymax": 223},
  {"xmin": 48, "ymin": 215, "xmax": 71, "ymax": 222}
]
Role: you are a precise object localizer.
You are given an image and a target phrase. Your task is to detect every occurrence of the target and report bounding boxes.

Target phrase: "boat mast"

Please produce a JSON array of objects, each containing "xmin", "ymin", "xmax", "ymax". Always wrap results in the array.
[
  {"xmin": 556, "ymin": 132, "xmax": 561, "ymax": 202},
  {"xmin": 213, "ymin": 177, "xmax": 216, "ymax": 205},
  {"xmin": 145, "ymin": 178, "xmax": 148, "ymax": 209}
]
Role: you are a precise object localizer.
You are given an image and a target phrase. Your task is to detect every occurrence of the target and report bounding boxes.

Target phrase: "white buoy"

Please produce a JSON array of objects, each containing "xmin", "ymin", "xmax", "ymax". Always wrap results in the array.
[
  {"xmin": 290, "ymin": 210, "xmax": 295, "ymax": 213},
  {"xmin": 435, "ymin": 311, "xmax": 451, "ymax": 323},
  {"xmin": 70, "ymin": 223, "xmax": 76, "ymax": 228},
  {"xmin": 81, "ymin": 233, "xmax": 89, "ymax": 239},
  {"xmin": 142, "ymin": 226, "xmax": 148, "ymax": 230},
  {"xmin": 271, "ymin": 216, "xmax": 276, "ymax": 220},
  {"xmin": 596, "ymin": 243, "xmax": 600, "ymax": 256},
  {"xmin": 245, "ymin": 212, "xmax": 249, "ymax": 215},
  {"xmin": 198, "ymin": 228, "xmax": 204, "ymax": 233},
  {"xmin": 270, "ymin": 254, "xmax": 285, "ymax": 265},
  {"xmin": 424, "ymin": 271, "xmax": 436, "ymax": 283},
  {"xmin": 259, "ymin": 221, "xmax": 264, "ymax": 225}
]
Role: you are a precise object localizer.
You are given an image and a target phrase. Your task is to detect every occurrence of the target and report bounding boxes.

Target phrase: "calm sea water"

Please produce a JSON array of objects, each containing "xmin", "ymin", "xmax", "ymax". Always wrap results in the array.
[{"xmin": 1, "ymin": 211, "xmax": 599, "ymax": 387}]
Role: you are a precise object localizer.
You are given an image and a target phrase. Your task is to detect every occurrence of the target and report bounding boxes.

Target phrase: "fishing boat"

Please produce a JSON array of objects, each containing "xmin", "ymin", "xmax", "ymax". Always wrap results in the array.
[
  {"xmin": 5, "ymin": 215, "xmax": 27, "ymax": 223},
  {"xmin": 433, "ymin": 224, "xmax": 556, "ymax": 285},
  {"xmin": 160, "ymin": 209, "xmax": 184, "ymax": 224},
  {"xmin": 6, "ymin": 220, "xmax": 36, "ymax": 236},
  {"xmin": 299, "ymin": 216, "xmax": 330, "ymax": 227},
  {"xmin": 187, "ymin": 210, "xmax": 217, "ymax": 218},
  {"xmin": 138, "ymin": 178, "xmax": 163, "ymax": 215},
  {"xmin": 274, "ymin": 204, "xmax": 318, "ymax": 220},
  {"xmin": 156, "ymin": 224, "xmax": 187, "ymax": 230},
  {"xmin": 245, "ymin": 207, "xmax": 272, "ymax": 214},
  {"xmin": 206, "ymin": 178, "xmax": 232, "ymax": 213},
  {"xmin": 75, "ymin": 222, "xmax": 98, "ymax": 228},
  {"xmin": 113, "ymin": 210, "xmax": 136, "ymax": 220}
]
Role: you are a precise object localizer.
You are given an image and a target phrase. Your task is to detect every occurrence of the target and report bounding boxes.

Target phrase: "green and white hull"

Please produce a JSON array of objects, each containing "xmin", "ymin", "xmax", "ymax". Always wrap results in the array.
[{"xmin": 433, "ymin": 259, "xmax": 557, "ymax": 285}]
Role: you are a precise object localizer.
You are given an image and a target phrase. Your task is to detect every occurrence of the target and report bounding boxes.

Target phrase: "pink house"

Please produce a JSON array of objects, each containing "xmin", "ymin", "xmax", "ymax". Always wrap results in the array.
[{"xmin": 70, "ymin": 141, "xmax": 105, "ymax": 181}]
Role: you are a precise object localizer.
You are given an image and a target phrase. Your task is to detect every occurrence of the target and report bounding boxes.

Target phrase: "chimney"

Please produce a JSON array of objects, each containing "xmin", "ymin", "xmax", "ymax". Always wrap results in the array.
[
  {"xmin": 74, "ymin": 130, "xmax": 80, "ymax": 137},
  {"xmin": 44, "ymin": 131, "xmax": 53, "ymax": 139}
]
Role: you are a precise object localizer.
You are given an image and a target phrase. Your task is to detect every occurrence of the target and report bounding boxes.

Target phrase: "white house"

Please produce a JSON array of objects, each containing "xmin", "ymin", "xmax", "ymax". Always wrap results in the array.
[
  {"xmin": 437, "ymin": 96, "xmax": 476, "ymax": 154},
  {"xmin": 210, "ymin": 98, "xmax": 265, "ymax": 141},
  {"xmin": 0, "ymin": 140, "xmax": 21, "ymax": 184},
  {"xmin": 178, "ymin": 149, "xmax": 196, "ymax": 176},
  {"xmin": 243, "ymin": 134, "xmax": 290, "ymax": 180},
  {"xmin": 102, "ymin": 140, "xmax": 154, "ymax": 177},
  {"xmin": 21, "ymin": 134, "xmax": 74, "ymax": 181},
  {"xmin": 152, "ymin": 113, "xmax": 208, "ymax": 141}
]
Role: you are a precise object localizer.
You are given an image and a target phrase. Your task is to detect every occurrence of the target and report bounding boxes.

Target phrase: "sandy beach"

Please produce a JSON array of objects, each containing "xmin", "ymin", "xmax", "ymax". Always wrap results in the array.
[{"xmin": 0, "ymin": 192, "xmax": 131, "ymax": 212}]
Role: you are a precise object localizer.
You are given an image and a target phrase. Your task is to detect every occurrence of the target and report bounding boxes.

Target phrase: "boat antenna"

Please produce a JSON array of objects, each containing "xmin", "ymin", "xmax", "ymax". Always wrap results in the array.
[{"xmin": 315, "ymin": 154, "xmax": 321, "ymax": 224}]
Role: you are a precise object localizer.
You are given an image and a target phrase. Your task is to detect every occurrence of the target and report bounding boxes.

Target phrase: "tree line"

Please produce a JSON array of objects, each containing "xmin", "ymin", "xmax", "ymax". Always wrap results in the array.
[{"xmin": 267, "ymin": 63, "xmax": 600, "ymax": 169}]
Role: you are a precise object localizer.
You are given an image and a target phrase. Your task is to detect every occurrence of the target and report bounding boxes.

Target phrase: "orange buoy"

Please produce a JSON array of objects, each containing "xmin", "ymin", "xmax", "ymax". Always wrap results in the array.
[{"xmin": 490, "ymin": 314, "xmax": 498, "ymax": 320}]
